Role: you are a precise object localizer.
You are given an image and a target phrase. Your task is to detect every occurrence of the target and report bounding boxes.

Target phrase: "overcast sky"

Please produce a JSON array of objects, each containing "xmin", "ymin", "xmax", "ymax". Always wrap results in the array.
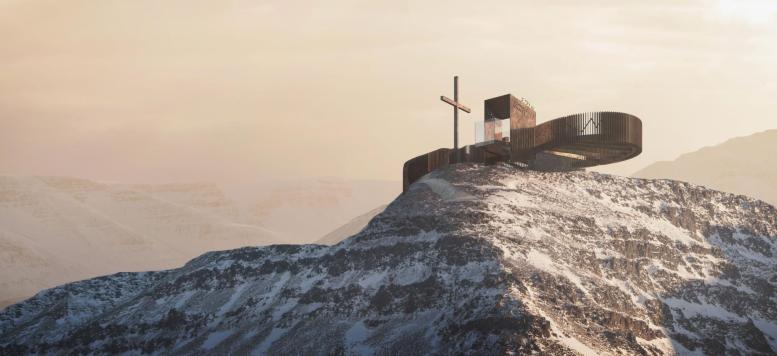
[{"xmin": 1, "ymin": 0, "xmax": 776, "ymax": 183}]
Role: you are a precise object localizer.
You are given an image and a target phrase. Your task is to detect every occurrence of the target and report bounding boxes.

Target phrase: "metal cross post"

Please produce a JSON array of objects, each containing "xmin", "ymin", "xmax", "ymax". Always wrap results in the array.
[{"xmin": 440, "ymin": 76, "xmax": 471, "ymax": 163}]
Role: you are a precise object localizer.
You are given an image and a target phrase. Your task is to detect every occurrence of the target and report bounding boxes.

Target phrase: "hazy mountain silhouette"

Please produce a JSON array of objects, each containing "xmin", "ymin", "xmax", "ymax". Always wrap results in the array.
[
  {"xmin": 0, "ymin": 176, "xmax": 399, "ymax": 308},
  {"xmin": 315, "ymin": 205, "xmax": 387, "ymax": 245},
  {"xmin": 634, "ymin": 129, "xmax": 777, "ymax": 207}
]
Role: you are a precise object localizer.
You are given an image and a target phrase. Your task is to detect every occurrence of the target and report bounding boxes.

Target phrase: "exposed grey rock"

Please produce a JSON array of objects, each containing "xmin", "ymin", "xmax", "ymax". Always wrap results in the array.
[{"xmin": 1, "ymin": 164, "xmax": 776, "ymax": 355}]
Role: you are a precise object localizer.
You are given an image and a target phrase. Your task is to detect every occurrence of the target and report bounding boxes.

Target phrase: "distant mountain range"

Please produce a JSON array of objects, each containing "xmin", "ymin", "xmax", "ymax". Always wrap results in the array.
[
  {"xmin": 315, "ymin": 205, "xmax": 387, "ymax": 245},
  {"xmin": 221, "ymin": 179, "xmax": 398, "ymax": 245},
  {"xmin": 0, "ymin": 176, "xmax": 277, "ymax": 308},
  {"xmin": 0, "ymin": 176, "xmax": 399, "ymax": 308},
  {"xmin": 633, "ymin": 129, "xmax": 777, "ymax": 207}
]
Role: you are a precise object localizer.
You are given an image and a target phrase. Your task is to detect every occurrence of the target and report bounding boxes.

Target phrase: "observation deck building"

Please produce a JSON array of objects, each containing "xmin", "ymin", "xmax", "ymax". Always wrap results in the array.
[{"xmin": 403, "ymin": 93, "xmax": 642, "ymax": 192}]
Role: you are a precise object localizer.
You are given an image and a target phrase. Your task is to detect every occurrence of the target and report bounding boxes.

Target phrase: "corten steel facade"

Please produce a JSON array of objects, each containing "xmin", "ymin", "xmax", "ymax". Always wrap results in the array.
[{"xmin": 403, "ymin": 94, "xmax": 643, "ymax": 192}]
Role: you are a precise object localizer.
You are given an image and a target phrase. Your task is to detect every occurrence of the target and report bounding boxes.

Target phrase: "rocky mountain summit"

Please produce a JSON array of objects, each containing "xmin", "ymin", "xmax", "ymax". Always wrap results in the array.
[{"xmin": 2, "ymin": 164, "xmax": 776, "ymax": 355}]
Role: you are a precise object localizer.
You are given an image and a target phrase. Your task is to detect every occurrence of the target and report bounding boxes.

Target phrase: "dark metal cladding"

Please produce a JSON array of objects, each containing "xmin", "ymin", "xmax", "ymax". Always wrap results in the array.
[
  {"xmin": 517, "ymin": 111, "xmax": 642, "ymax": 170},
  {"xmin": 402, "ymin": 94, "xmax": 643, "ymax": 192},
  {"xmin": 403, "ymin": 148, "xmax": 450, "ymax": 192}
]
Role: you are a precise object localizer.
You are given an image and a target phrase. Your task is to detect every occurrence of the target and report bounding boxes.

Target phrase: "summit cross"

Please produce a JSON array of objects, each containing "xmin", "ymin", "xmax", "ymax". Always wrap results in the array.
[{"xmin": 440, "ymin": 76, "xmax": 471, "ymax": 163}]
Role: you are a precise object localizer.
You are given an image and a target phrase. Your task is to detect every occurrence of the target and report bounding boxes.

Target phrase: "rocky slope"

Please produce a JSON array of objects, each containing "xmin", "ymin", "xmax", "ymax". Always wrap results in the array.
[
  {"xmin": 634, "ymin": 129, "xmax": 777, "ymax": 207},
  {"xmin": 2, "ymin": 164, "xmax": 776, "ymax": 355}
]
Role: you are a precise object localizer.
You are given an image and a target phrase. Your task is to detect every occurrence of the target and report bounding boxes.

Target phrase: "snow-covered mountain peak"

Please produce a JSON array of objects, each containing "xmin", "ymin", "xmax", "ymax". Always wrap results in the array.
[{"xmin": 2, "ymin": 164, "xmax": 776, "ymax": 355}]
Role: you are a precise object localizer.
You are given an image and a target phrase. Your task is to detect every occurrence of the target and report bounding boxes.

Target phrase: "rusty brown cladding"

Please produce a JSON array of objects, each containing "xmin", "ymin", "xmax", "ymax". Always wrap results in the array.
[
  {"xmin": 513, "ymin": 112, "xmax": 642, "ymax": 167},
  {"xmin": 402, "ymin": 141, "xmax": 511, "ymax": 193},
  {"xmin": 402, "ymin": 112, "xmax": 642, "ymax": 192},
  {"xmin": 402, "ymin": 148, "xmax": 451, "ymax": 192}
]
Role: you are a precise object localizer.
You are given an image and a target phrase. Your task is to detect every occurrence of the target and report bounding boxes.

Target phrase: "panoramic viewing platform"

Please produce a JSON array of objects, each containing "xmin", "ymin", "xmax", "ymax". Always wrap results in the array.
[{"xmin": 403, "ymin": 79, "xmax": 643, "ymax": 192}]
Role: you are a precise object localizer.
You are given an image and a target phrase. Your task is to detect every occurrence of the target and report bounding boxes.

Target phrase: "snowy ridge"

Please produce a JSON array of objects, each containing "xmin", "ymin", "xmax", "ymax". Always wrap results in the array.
[{"xmin": 1, "ymin": 164, "xmax": 776, "ymax": 355}]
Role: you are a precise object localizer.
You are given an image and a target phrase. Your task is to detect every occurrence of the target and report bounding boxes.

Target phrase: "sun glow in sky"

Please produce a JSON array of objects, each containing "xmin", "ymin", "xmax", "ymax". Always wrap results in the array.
[
  {"xmin": 715, "ymin": 0, "xmax": 777, "ymax": 25},
  {"xmin": 1, "ymin": 0, "xmax": 776, "ymax": 183}
]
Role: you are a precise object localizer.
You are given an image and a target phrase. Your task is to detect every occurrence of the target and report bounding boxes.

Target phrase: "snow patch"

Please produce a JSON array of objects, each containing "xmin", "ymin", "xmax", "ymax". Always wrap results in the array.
[
  {"xmin": 345, "ymin": 320, "xmax": 373, "ymax": 354},
  {"xmin": 753, "ymin": 319, "xmax": 777, "ymax": 351},
  {"xmin": 253, "ymin": 327, "xmax": 288, "ymax": 355},
  {"xmin": 418, "ymin": 178, "xmax": 475, "ymax": 202},
  {"xmin": 202, "ymin": 330, "xmax": 233, "ymax": 350},
  {"xmin": 358, "ymin": 270, "xmax": 388, "ymax": 289},
  {"xmin": 217, "ymin": 283, "xmax": 247, "ymax": 317},
  {"xmin": 525, "ymin": 250, "xmax": 587, "ymax": 294},
  {"xmin": 272, "ymin": 298, "xmax": 298, "ymax": 321},
  {"xmin": 663, "ymin": 297, "xmax": 745, "ymax": 321}
]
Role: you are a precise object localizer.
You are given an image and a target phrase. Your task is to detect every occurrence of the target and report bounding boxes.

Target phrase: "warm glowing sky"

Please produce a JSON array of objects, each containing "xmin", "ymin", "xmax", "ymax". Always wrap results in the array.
[{"xmin": 1, "ymin": 0, "xmax": 776, "ymax": 183}]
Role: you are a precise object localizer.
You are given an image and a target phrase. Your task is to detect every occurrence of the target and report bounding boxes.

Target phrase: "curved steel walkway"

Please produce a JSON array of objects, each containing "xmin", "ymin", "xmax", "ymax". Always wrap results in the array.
[{"xmin": 403, "ymin": 112, "xmax": 642, "ymax": 192}]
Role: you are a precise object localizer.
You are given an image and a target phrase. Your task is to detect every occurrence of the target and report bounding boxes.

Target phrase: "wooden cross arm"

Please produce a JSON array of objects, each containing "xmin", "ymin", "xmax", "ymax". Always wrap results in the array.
[{"xmin": 440, "ymin": 96, "xmax": 471, "ymax": 113}]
